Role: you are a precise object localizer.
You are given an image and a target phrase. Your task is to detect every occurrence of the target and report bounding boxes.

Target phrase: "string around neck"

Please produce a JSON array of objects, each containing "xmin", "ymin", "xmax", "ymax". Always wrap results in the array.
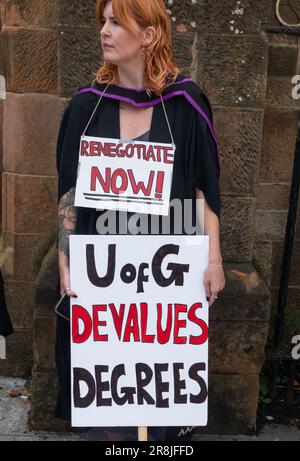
[
  {"xmin": 82, "ymin": 83, "xmax": 110, "ymax": 137},
  {"xmin": 81, "ymin": 83, "xmax": 175, "ymax": 147}
]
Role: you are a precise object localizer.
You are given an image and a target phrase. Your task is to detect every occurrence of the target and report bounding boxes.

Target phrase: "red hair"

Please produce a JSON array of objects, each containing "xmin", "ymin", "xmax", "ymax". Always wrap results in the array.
[{"xmin": 94, "ymin": 0, "xmax": 179, "ymax": 94}]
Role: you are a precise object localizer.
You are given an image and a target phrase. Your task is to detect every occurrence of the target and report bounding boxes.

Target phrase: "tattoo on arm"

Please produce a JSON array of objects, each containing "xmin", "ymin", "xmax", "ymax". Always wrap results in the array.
[{"xmin": 58, "ymin": 188, "xmax": 78, "ymax": 258}]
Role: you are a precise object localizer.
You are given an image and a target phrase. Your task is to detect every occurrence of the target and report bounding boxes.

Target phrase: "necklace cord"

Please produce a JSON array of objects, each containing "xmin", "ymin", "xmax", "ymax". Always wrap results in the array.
[{"xmin": 82, "ymin": 85, "xmax": 175, "ymax": 146}]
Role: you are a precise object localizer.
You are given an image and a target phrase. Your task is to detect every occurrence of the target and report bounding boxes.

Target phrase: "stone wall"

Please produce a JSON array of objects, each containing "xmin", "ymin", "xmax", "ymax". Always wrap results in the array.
[
  {"xmin": 254, "ymin": 30, "xmax": 300, "ymax": 344},
  {"xmin": 1, "ymin": 0, "xmax": 298, "ymax": 435},
  {"xmin": 0, "ymin": 0, "xmax": 60, "ymax": 376}
]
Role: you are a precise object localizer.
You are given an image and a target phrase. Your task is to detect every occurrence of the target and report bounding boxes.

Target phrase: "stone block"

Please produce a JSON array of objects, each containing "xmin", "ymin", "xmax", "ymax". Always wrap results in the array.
[
  {"xmin": 256, "ymin": 184, "xmax": 291, "ymax": 210},
  {"xmin": 209, "ymin": 320, "xmax": 269, "ymax": 374},
  {"xmin": 194, "ymin": 374, "xmax": 259, "ymax": 435},
  {"xmin": 215, "ymin": 108, "xmax": 263, "ymax": 195},
  {"xmin": 0, "ymin": 329, "xmax": 32, "ymax": 377},
  {"xmin": 59, "ymin": 0, "xmax": 97, "ymax": 27},
  {"xmin": 210, "ymin": 262, "xmax": 271, "ymax": 322},
  {"xmin": 220, "ymin": 197, "xmax": 255, "ymax": 262},
  {"xmin": 3, "ymin": 92, "xmax": 61, "ymax": 175},
  {"xmin": 253, "ymin": 241, "xmax": 272, "ymax": 287},
  {"xmin": 2, "ymin": 26, "xmax": 58, "ymax": 93},
  {"xmin": 271, "ymin": 242, "xmax": 300, "ymax": 288},
  {"xmin": 2, "ymin": 230, "xmax": 55, "ymax": 282},
  {"xmin": 268, "ymin": 45, "xmax": 298, "ymax": 77},
  {"xmin": 259, "ymin": 109, "xmax": 298, "ymax": 182},
  {"xmin": 165, "ymin": 0, "xmax": 207, "ymax": 28},
  {"xmin": 255, "ymin": 210, "xmax": 288, "ymax": 241},
  {"xmin": 1, "ymin": 0, "xmax": 58, "ymax": 28},
  {"xmin": 267, "ymin": 32, "xmax": 298, "ymax": 46},
  {"xmin": 58, "ymin": 26, "xmax": 102, "ymax": 97},
  {"xmin": 172, "ymin": 29, "xmax": 195, "ymax": 75},
  {"xmin": 3, "ymin": 279, "xmax": 35, "ymax": 329},
  {"xmin": 2, "ymin": 173, "xmax": 57, "ymax": 234},
  {"xmin": 266, "ymin": 77, "xmax": 300, "ymax": 110},
  {"xmin": 30, "ymin": 371, "xmax": 70, "ymax": 431},
  {"xmin": 35, "ymin": 243, "xmax": 59, "ymax": 315},
  {"xmin": 33, "ymin": 316, "xmax": 56, "ymax": 371},
  {"xmin": 211, "ymin": 292, "xmax": 271, "ymax": 323},
  {"xmin": 223, "ymin": 262, "xmax": 270, "ymax": 297},
  {"xmin": 196, "ymin": 34, "xmax": 268, "ymax": 106},
  {"xmin": 166, "ymin": 0, "xmax": 272, "ymax": 34},
  {"xmin": 193, "ymin": 0, "xmax": 273, "ymax": 34}
]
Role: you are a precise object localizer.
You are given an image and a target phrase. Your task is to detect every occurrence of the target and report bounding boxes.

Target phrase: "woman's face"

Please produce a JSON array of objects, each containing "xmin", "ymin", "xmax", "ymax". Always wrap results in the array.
[{"xmin": 100, "ymin": 1, "xmax": 145, "ymax": 65}]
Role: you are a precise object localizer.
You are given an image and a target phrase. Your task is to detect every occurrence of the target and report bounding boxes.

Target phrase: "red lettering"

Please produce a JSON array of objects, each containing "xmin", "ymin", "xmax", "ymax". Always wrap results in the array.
[
  {"xmin": 93, "ymin": 305, "xmax": 108, "ymax": 341},
  {"xmin": 173, "ymin": 304, "xmax": 187, "ymax": 344},
  {"xmin": 164, "ymin": 147, "xmax": 174, "ymax": 164},
  {"xmin": 127, "ymin": 169, "xmax": 155, "ymax": 196},
  {"xmin": 188, "ymin": 302, "xmax": 208, "ymax": 345},
  {"xmin": 155, "ymin": 171, "xmax": 164, "ymax": 199},
  {"xmin": 123, "ymin": 304, "xmax": 140, "ymax": 342},
  {"xmin": 71, "ymin": 302, "xmax": 208, "ymax": 345},
  {"xmin": 90, "ymin": 141, "xmax": 100, "ymax": 156},
  {"xmin": 109, "ymin": 303, "xmax": 125, "ymax": 340},
  {"xmin": 80, "ymin": 141, "xmax": 89, "ymax": 156},
  {"xmin": 90, "ymin": 167, "xmax": 111, "ymax": 192},
  {"xmin": 107, "ymin": 143, "xmax": 116, "ymax": 157},
  {"xmin": 124, "ymin": 144, "xmax": 135, "ymax": 158},
  {"xmin": 140, "ymin": 303, "xmax": 155, "ymax": 343},
  {"xmin": 111, "ymin": 168, "xmax": 128, "ymax": 194},
  {"xmin": 156, "ymin": 303, "xmax": 172, "ymax": 344},
  {"xmin": 72, "ymin": 305, "xmax": 92, "ymax": 344},
  {"xmin": 146, "ymin": 145, "xmax": 156, "ymax": 162},
  {"xmin": 154, "ymin": 146, "xmax": 163, "ymax": 162}
]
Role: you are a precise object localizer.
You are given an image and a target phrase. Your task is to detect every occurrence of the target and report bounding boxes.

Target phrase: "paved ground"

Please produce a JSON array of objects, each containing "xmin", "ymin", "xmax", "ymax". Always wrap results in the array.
[{"xmin": 0, "ymin": 376, "xmax": 300, "ymax": 441}]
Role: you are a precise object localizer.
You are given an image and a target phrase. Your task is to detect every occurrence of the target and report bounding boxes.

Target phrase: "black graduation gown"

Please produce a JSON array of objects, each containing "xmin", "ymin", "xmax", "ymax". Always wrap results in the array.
[
  {"xmin": 55, "ymin": 75, "xmax": 221, "ymax": 440},
  {"xmin": 0, "ymin": 270, "xmax": 14, "ymax": 337}
]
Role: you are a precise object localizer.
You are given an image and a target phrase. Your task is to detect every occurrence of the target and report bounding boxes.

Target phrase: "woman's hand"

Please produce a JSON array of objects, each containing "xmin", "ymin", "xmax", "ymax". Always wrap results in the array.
[
  {"xmin": 203, "ymin": 263, "xmax": 225, "ymax": 308},
  {"xmin": 59, "ymin": 264, "xmax": 78, "ymax": 298}
]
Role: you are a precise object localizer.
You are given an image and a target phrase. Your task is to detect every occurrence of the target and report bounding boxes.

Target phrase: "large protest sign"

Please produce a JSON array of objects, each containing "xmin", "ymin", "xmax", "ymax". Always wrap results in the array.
[
  {"xmin": 69, "ymin": 235, "xmax": 209, "ymax": 427},
  {"xmin": 74, "ymin": 136, "xmax": 175, "ymax": 215}
]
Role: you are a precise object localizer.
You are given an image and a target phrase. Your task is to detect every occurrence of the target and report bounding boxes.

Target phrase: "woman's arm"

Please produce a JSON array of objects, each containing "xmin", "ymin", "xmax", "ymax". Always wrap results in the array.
[
  {"xmin": 196, "ymin": 187, "xmax": 225, "ymax": 306},
  {"xmin": 58, "ymin": 187, "xmax": 78, "ymax": 298}
]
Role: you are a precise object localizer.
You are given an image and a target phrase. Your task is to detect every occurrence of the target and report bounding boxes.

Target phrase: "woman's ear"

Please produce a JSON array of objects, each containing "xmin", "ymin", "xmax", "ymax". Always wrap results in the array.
[{"xmin": 143, "ymin": 26, "xmax": 156, "ymax": 47}]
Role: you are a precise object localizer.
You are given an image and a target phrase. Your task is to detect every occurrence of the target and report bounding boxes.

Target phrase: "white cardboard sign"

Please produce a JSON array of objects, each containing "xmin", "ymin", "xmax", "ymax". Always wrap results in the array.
[
  {"xmin": 70, "ymin": 235, "xmax": 209, "ymax": 427},
  {"xmin": 74, "ymin": 136, "xmax": 175, "ymax": 216}
]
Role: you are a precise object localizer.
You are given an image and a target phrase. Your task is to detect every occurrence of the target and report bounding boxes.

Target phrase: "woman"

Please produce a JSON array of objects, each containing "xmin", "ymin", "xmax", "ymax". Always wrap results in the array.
[{"xmin": 55, "ymin": 0, "xmax": 225, "ymax": 441}]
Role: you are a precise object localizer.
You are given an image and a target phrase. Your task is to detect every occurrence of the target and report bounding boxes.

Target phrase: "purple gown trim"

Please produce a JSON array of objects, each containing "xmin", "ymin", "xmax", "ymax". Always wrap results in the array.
[
  {"xmin": 109, "ymin": 78, "xmax": 193, "ymax": 92},
  {"xmin": 74, "ymin": 85, "xmax": 221, "ymax": 171}
]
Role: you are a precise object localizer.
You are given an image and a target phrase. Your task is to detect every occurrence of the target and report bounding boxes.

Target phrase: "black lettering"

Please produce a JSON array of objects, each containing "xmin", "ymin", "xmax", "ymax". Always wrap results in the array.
[
  {"xmin": 173, "ymin": 363, "xmax": 187, "ymax": 404},
  {"xmin": 188, "ymin": 362, "xmax": 207, "ymax": 404},
  {"xmin": 152, "ymin": 244, "xmax": 189, "ymax": 287},
  {"xmin": 137, "ymin": 263, "xmax": 149, "ymax": 293},
  {"xmin": 154, "ymin": 363, "xmax": 169, "ymax": 408},
  {"xmin": 86, "ymin": 244, "xmax": 115, "ymax": 287},
  {"xmin": 73, "ymin": 367, "xmax": 95, "ymax": 408},
  {"xmin": 120, "ymin": 263, "xmax": 136, "ymax": 284},
  {"xmin": 111, "ymin": 363, "xmax": 136, "ymax": 405},
  {"xmin": 95, "ymin": 365, "xmax": 112, "ymax": 406},
  {"xmin": 136, "ymin": 363, "xmax": 155, "ymax": 405}
]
